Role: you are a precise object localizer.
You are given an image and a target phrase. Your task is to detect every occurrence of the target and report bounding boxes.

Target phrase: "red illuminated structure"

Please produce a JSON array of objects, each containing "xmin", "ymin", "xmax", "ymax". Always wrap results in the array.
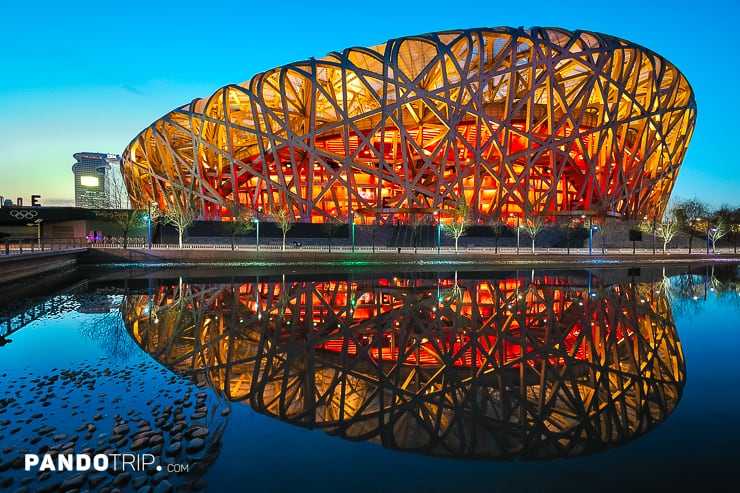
[{"xmin": 121, "ymin": 27, "xmax": 696, "ymax": 226}]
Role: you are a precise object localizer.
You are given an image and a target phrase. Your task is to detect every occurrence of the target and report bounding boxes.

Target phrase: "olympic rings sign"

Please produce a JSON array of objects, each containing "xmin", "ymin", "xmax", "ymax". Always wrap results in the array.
[{"xmin": 9, "ymin": 209, "xmax": 39, "ymax": 220}]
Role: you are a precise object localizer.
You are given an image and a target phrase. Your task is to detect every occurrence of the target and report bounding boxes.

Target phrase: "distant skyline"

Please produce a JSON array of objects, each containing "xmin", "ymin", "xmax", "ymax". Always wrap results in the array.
[{"xmin": 1, "ymin": 0, "xmax": 737, "ymax": 208}]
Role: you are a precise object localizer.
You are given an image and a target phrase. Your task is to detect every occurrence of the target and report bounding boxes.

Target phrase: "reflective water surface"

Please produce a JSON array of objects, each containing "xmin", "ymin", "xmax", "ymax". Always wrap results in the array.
[{"xmin": 1, "ymin": 265, "xmax": 739, "ymax": 491}]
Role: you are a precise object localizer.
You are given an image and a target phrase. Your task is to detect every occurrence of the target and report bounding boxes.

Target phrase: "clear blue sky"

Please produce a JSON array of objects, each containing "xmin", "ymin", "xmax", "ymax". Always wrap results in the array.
[{"xmin": 0, "ymin": 0, "xmax": 736, "ymax": 207}]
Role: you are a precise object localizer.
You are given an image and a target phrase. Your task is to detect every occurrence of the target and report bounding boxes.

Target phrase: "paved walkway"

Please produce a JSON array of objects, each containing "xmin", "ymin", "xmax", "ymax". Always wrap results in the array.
[
  {"xmin": 3, "ymin": 239, "xmax": 740, "ymax": 266},
  {"xmin": 76, "ymin": 243, "xmax": 740, "ymax": 267}
]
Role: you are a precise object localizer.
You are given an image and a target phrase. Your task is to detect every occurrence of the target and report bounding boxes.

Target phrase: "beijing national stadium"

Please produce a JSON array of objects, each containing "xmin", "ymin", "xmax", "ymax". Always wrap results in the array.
[{"xmin": 120, "ymin": 26, "xmax": 696, "ymax": 227}]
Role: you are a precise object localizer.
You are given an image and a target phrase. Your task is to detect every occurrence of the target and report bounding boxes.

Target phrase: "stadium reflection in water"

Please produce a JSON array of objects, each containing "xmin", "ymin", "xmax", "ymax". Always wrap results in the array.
[{"xmin": 123, "ymin": 270, "xmax": 685, "ymax": 460}]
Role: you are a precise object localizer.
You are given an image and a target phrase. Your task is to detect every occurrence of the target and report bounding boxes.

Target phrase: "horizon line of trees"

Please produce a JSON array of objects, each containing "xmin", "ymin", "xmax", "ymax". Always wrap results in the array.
[{"xmin": 101, "ymin": 199, "xmax": 740, "ymax": 253}]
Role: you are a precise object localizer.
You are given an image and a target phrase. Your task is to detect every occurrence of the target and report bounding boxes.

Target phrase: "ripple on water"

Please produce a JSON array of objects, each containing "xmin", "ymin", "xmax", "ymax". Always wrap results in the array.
[{"xmin": 0, "ymin": 357, "xmax": 230, "ymax": 492}]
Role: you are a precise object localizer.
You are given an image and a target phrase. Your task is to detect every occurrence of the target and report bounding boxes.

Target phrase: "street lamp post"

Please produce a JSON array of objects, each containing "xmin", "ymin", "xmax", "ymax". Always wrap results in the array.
[
  {"xmin": 146, "ymin": 203, "xmax": 152, "ymax": 249},
  {"xmin": 517, "ymin": 216, "xmax": 520, "ymax": 254},
  {"xmin": 36, "ymin": 219, "xmax": 42, "ymax": 250},
  {"xmin": 582, "ymin": 214, "xmax": 594, "ymax": 255},
  {"xmin": 145, "ymin": 202, "xmax": 159, "ymax": 249},
  {"xmin": 434, "ymin": 211, "xmax": 441, "ymax": 254},
  {"xmin": 589, "ymin": 217, "xmax": 594, "ymax": 256},
  {"xmin": 26, "ymin": 219, "xmax": 43, "ymax": 250},
  {"xmin": 690, "ymin": 217, "xmax": 701, "ymax": 254},
  {"xmin": 645, "ymin": 215, "xmax": 657, "ymax": 254},
  {"xmin": 510, "ymin": 213, "xmax": 520, "ymax": 254},
  {"xmin": 707, "ymin": 226, "xmax": 710, "ymax": 254},
  {"xmin": 350, "ymin": 210, "xmax": 355, "ymax": 252},
  {"xmin": 494, "ymin": 218, "xmax": 499, "ymax": 254},
  {"xmin": 254, "ymin": 217, "xmax": 260, "ymax": 250}
]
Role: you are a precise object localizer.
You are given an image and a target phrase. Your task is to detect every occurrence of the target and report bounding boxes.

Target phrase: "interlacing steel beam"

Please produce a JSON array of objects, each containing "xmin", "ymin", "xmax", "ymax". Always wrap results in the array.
[{"xmin": 121, "ymin": 27, "xmax": 695, "ymax": 226}]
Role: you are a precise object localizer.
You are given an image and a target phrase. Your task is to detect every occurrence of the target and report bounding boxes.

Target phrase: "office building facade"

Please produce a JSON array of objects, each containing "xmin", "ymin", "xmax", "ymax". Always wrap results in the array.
[{"xmin": 72, "ymin": 152, "xmax": 120, "ymax": 208}]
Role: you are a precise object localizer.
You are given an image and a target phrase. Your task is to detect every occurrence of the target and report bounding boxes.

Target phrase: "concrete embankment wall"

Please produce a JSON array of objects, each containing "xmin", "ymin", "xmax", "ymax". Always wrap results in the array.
[
  {"xmin": 82, "ymin": 246, "xmax": 499, "ymax": 266},
  {"xmin": 81, "ymin": 247, "xmax": 382, "ymax": 265},
  {"xmin": 2, "ymin": 247, "xmax": 737, "ymax": 294},
  {"xmin": 80, "ymin": 246, "xmax": 740, "ymax": 268},
  {"xmin": 5, "ymin": 246, "xmax": 736, "ymax": 275},
  {"xmin": 0, "ymin": 249, "xmax": 86, "ymax": 284},
  {"xmin": 76, "ymin": 247, "xmax": 738, "ymax": 296}
]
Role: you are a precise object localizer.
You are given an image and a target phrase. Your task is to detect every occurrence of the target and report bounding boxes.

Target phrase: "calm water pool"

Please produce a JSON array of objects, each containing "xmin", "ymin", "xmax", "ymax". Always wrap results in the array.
[{"xmin": 1, "ymin": 264, "xmax": 739, "ymax": 492}]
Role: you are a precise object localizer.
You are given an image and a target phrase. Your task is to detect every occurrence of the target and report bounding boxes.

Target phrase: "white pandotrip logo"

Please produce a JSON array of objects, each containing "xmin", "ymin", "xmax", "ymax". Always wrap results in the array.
[
  {"xmin": 23, "ymin": 453, "xmax": 190, "ymax": 474},
  {"xmin": 24, "ymin": 453, "xmax": 158, "ymax": 472}
]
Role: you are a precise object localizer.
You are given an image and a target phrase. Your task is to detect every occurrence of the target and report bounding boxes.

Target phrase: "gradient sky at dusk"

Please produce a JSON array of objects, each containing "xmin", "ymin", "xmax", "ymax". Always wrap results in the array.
[{"xmin": 1, "ymin": 0, "xmax": 737, "ymax": 207}]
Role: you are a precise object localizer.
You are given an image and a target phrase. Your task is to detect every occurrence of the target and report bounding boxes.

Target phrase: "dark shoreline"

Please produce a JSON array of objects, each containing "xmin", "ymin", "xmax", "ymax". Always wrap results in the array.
[
  {"xmin": 80, "ymin": 246, "xmax": 740, "ymax": 267},
  {"xmin": 1, "ymin": 247, "xmax": 738, "ymax": 308}
]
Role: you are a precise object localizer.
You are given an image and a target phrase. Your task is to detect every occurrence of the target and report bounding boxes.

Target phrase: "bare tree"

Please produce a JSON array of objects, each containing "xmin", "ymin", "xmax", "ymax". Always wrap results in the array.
[
  {"xmin": 407, "ymin": 212, "xmax": 425, "ymax": 253},
  {"xmin": 324, "ymin": 214, "xmax": 344, "ymax": 252},
  {"xmin": 366, "ymin": 220, "xmax": 378, "ymax": 253},
  {"xmin": 557, "ymin": 216, "xmax": 584, "ymax": 254},
  {"xmin": 656, "ymin": 218, "xmax": 682, "ymax": 253},
  {"xmin": 487, "ymin": 215, "xmax": 503, "ymax": 254},
  {"xmin": 224, "ymin": 202, "xmax": 255, "ymax": 251},
  {"xmin": 708, "ymin": 215, "xmax": 729, "ymax": 253},
  {"xmin": 270, "ymin": 204, "xmax": 294, "ymax": 251},
  {"xmin": 662, "ymin": 271, "xmax": 706, "ymax": 320},
  {"xmin": 103, "ymin": 167, "xmax": 130, "ymax": 209},
  {"xmin": 732, "ymin": 221, "xmax": 740, "ymax": 254},
  {"xmin": 715, "ymin": 206, "xmax": 740, "ymax": 253},
  {"xmin": 727, "ymin": 207, "xmax": 740, "ymax": 253},
  {"xmin": 78, "ymin": 296, "xmax": 138, "ymax": 363},
  {"xmin": 674, "ymin": 197, "xmax": 710, "ymax": 254},
  {"xmin": 164, "ymin": 193, "xmax": 199, "ymax": 248},
  {"xmin": 442, "ymin": 198, "xmax": 472, "ymax": 252},
  {"xmin": 521, "ymin": 203, "xmax": 546, "ymax": 253},
  {"xmin": 596, "ymin": 216, "xmax": 617, "ymax": 254},
  {"xmin": 639, "ymin": 205, "xmax": 681, "ymax": 253},
  {"xmin": 709, "ymin": 264, "xmax": 740, "ymax": 311},
  {"xmin": 98, "ymin": 168, "xmax": 144, "ymax": 248}
]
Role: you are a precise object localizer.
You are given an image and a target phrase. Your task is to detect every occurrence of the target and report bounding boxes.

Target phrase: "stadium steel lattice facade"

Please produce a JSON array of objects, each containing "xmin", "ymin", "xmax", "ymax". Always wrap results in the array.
[{"xmin": 121, "ymin": 27, "xmax": 696, "ymax": 226}]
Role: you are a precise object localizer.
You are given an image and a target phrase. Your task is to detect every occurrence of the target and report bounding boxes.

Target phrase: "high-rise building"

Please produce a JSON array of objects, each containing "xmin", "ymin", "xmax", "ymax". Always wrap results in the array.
[{"xmin": 72, "ymin": 152, "xmax": 120, "ymax": 208}]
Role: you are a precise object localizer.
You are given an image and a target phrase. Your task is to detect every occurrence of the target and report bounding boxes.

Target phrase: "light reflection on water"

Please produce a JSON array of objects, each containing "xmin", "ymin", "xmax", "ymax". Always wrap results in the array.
[
  {"xmin": 124, "ymin": 269, "xmax": 684, "ymax": 461},
  {"xmin": 1, "ymin": 265, "xmax": 739, "ymax": 492}
]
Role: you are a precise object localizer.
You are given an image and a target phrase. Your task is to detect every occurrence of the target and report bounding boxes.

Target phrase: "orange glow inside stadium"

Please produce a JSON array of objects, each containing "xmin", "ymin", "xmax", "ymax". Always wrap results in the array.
[{"xmin": 207, "ymin": 121, "xmax": 621, "ymax": 224}]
